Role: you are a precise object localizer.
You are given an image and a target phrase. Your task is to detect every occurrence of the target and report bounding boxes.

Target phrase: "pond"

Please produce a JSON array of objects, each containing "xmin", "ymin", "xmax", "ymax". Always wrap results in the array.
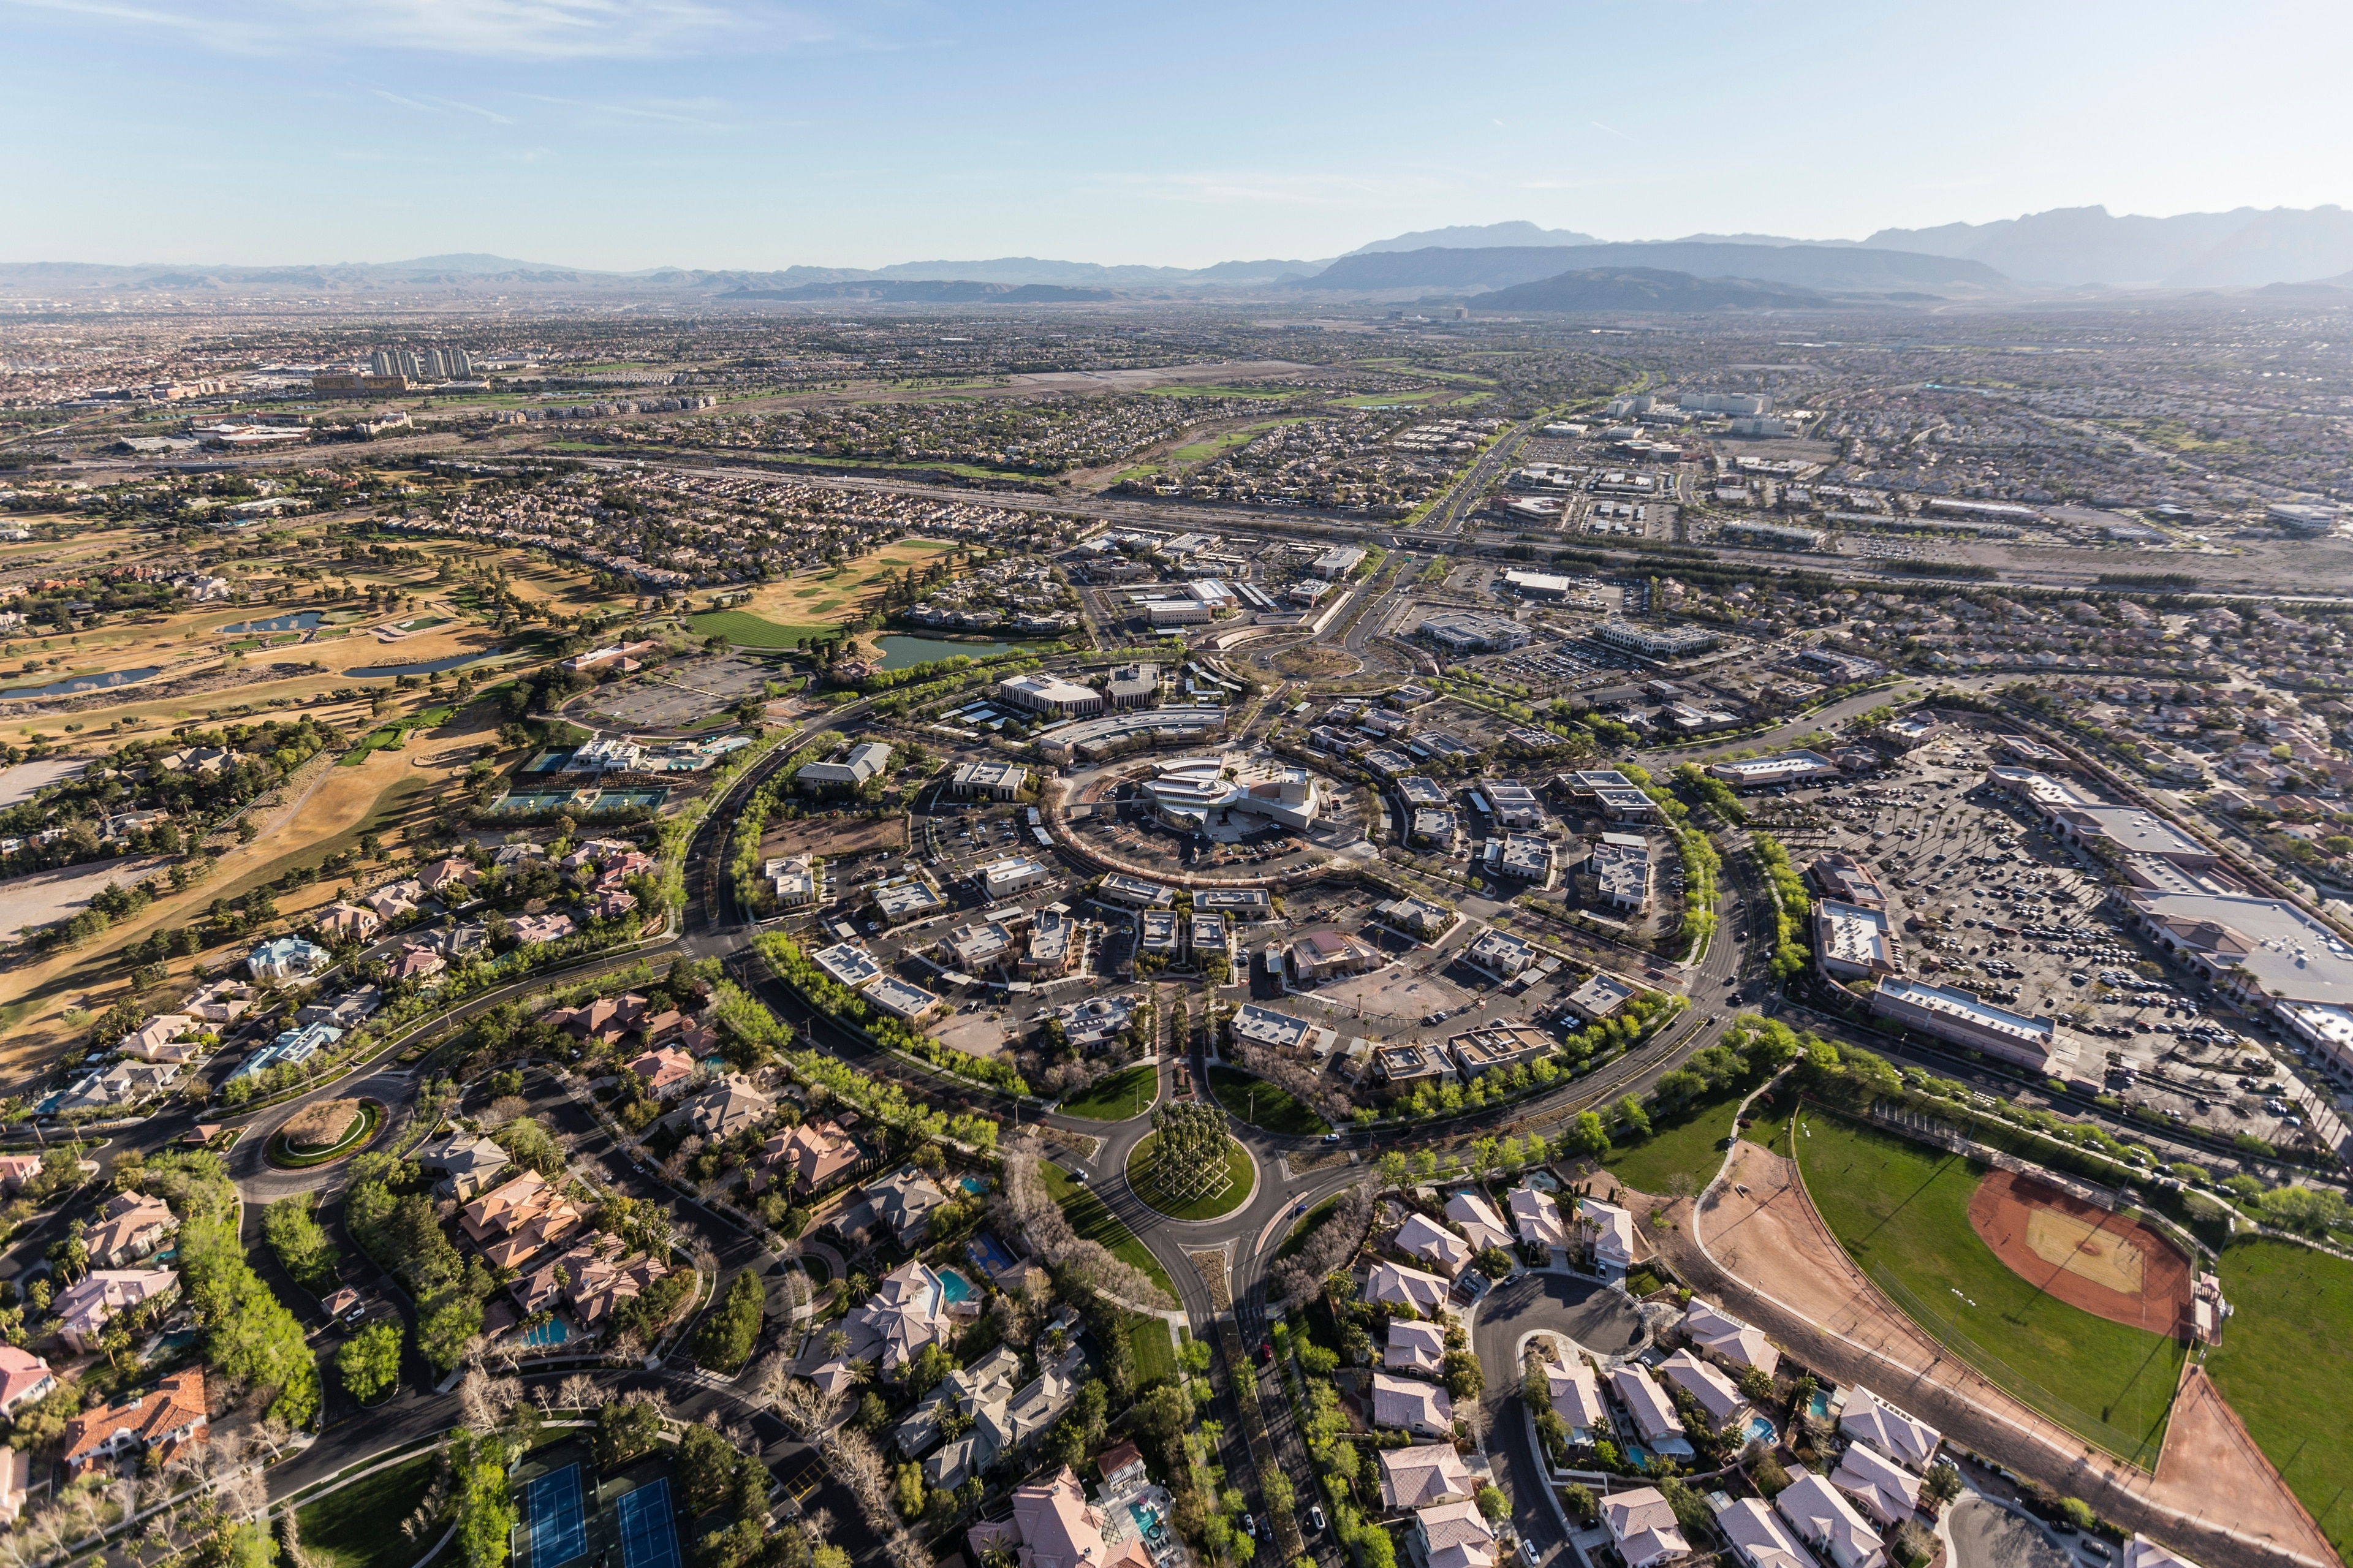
[
  {"xmin": 347, "ymin": 652, "xmax": 507, "ymax": 678},
  {"xmin": 0, "ymin": 666, "xmax": 162, "ymax": 700},
  {"xmin": 219, "ymin": 612, "xmax": 325, "ymax": 634},
  {"xmin": 875, "ymin": 634, "xmax": 1043, "ymax": 670}
]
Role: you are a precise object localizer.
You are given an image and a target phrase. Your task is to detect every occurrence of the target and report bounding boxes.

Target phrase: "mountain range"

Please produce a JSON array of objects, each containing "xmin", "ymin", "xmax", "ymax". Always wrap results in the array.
[
  {"xmin": 1468, "ymin": 267, "xmax": 1828, "ymax": 314},
  {"xmin": 11, "ymin": 204, "xmax": 2353, "ymax": 301}
]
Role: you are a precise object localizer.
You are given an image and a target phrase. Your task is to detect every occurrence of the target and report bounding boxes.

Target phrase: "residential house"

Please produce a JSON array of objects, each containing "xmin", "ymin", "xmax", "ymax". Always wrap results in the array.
[
  {"xmin": 118, "ymin": 1015, "xmax": 205, "ymax": 1066},
  {"xmin": 61, "ymin": 1369, "xmax": 208, "ymax": 1476},
  {"xmin": 1600, "ymin": 1487, "xmax": 1691, "ymax": 1568},
  {"xmin": 1683, "ymin": 1300, "xmax": 1780, "ymax": 1377},
  {"xmin": 1096, "ymin": 1442, "xmax": 1147, "ymax": 1497},
  {"xmin": 1547, "ymin": 1358, "xmax": 1608, "ymax": 1444},
  {"xmin": 666, "ymin": 1075, "xmax": 772, "ymax": 1140},
  {"xmin": 1831, "ymin": 1440, "xmax": 1923, "ymax": 1528},
  {"xmin": 1444, "ymin": 1191, "xmax": 1513, "ymax": 1252},
  {"xmin": 627, "ymin": 1046, "xmax": 698, "ymax": 1098},
  {"xmin": 863, "ymin": 1167, "xmax": 950, "ymax": 1248},
  {"xmin": 0, "ymin": 1348, "xmax": 55, "ymax": 1417},
  {"xmin": 1716, "ymin": 1498, "xmax": 1818, "ymax": 1568},
  {"xmin": 182, "ymin": 980, "xmax": 257, "ymax": 1025},
  {"xmin": 548, "ymin": 992, "xmax": 650, "ymax": 1046},
  {"xmin": 754, "ymin": 1120, "xmax": 860, "ymax": 1195},
  {"xmin": 246, "ymin": 936, "xmax": 330, "ymax": 984},
  {"xmin": 459, "ymin": 1170, "xmax": 584, "ymax": 1270},
  {"xmin": 87, "ymin": 1193, "xmax": 178, "ymax": 1270},
  {"xmin": 55, "ymin": 1059, "xmax": 179, "ymax": 1113},
  {"xmin": 412, "ymin": 1132, "xmax": 511, "ymax": 1200},
  {"xmin": 1412, "ymin": 1499, "xmax": 1498, "ymax": 1568},
  {"xmin": 1607, "ymin": 1365, "xmax": 1693, "ymax": 1459},
  {"xmin": 53, "ymin": 1270, "xmax": 178, "ymax": 1353},
  {"xmin": 1507, "ymin": 1184, "xmax": 1567, "ymax": 1249},
  {"xmin": 0, "ymin": 1446, "xmax": 27, "ymax": 1524},
  {"xmin": 1377, "ymin": 1442, "xmax": 1474, "ymax": 1510},
  {"xmin": 1394, "ymin": 1213, "xmax": 1473, "ymax": 1278},
  {"xmin": 364, "ymin": 879, "xmax": 427, "ymax": 920},
  {"xmin": 0, "ymin": 1155, "xmax": 42, "ymax": 1194},
  {"xmin": 1370, "ymin": 1372, "xmax": 1455, "ymax": 1438},
  {"xmin": 417, "ymin": 856, "xmax": 481, "ymax": 898},
  {"xmin": 1658, "ymin": 1348, "xmax": 1750, "ymax": 1434},
  {"xmin": 388, "ymin": 944, "xmax": 447, "ymax": 984},
  {"xmin": 1775, "ymin": 1472, "xmax": 1887, "ymax": 1568},
  {"xmin": 1385, "ymin": 1320, "xmax": 1447, "ymax": 1374},
  {"xmin": 511, "ymin": 913, "xmax": 578, "ymax": 944},
  {"xmin": 818, "ymin": 1262, "xmax": 957, "ymax": 1385},
  {"xmin": 1838, "ymin": 1388, "xmax": 1941, "ymax": 1472},
  {"xmin": 314, "ymin": 903, "xmax": 382, "ymax": 942},
  {"xmin": 1365, "ymin": 1260, "xmax": 1452, "ymax": 1315},
  {"xmin": 896, "ymin": 1344, "xmax": 1024, "ymax": 1456},
  {"xmin": 1578, "ymin": 1197, "xmax": 1636, "ymax": 1277},
  {"xmin": 963, "ymin": 1467, "xmax": 1151, "ymax": 1568}
]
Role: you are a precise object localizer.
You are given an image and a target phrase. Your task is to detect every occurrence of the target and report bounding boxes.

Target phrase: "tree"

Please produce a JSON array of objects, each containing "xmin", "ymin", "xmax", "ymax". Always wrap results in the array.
[
  {"xmin": 1564, "ymin": 1111, "xmax": 1611, "ymax": 1157},
  {"xmin": 1561, "ymin": 1485, "xmax": 1596, "ymax": 1524},
  {"xmin": 1474, "ymin": 1487, "xmax": 1508, "ymax": 1524},
  {"xmin": 894, "ymin": 1463, "xmax": 925, "ymax": 1520},
  {"xmin": 336, "ymin": 1322, "xmax": 403, "ymax": 1404},
  {"xmin": 596, "ymin": 1397, "xmax": 665, "ymax": 1469},
  {"xmin": 1376, "ymin": 1151, "xmax": 1409, "ymax": 1190},
  {"xmin": 1442, "ymin": 1350, "xmax": 1485, "ymax": 1401},
  {"xmin": 694, "ymin": 1270, "xmax": 767, "ymax": 1374},
  {"xmin": 451, "ymin": 1431, "xmax": 515, "ymax": 1568},
  {"xmin": 494, "ymin": 1118, "xmax": 565, "ymax": 1180},
  {"xmin": 1615, "ymin": 1094, "xmax": 1651, "ymax": 1139},
  {"xmin": 1922, "ymin": 1461, "xmax": 1963, "ymax": 1514},
  {"xmin": 262, "ymin": 1195, "xmax": 338, "ymax": 1290}
]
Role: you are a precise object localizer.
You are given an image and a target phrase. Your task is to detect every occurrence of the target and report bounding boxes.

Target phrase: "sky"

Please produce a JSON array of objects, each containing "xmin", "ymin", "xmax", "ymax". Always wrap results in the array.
[{"xmin": 6, "ymin": 0, "xmax": 2350, "ymax": 270}]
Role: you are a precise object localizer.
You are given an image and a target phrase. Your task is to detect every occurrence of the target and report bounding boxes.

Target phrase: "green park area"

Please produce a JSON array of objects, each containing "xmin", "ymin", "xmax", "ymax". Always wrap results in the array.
[
  {"xmin": 1797, "ymin": 1110, "xmax": 2186, "ymax": 1465},
  {"xmin": 1208, "ymin": 1065, "xmax": 1331, "ymax": 1137},
  {"xmin": 295, "ymin": 1453, "xmax": 441, "ymax": 1568},
  {"xmin": 686, "ymin": 609, "xmax": 828, "ymax": 649},
  {"xmin": 1058, "ymin": 1062, "xmax": 1159, "ymax": 1122},
  {"xmin": 1042, "ymin": 1161, "xmax": 1176, "ymax": 1298},
  {"xmin": 2204, "ymin": 1237, "xmax": 2353, "ymax": 1560},
  {"xmin": 1602, "ymin": 1081, "xmax": 1753, "ymax": 1197}
]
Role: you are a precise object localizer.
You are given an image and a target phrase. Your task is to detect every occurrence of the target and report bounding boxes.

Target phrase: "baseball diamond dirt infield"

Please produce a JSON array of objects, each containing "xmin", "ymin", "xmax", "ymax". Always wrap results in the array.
[{"xmin": 1968, "ymin": 1168, "xmax": 2196, "ymax": 1338}]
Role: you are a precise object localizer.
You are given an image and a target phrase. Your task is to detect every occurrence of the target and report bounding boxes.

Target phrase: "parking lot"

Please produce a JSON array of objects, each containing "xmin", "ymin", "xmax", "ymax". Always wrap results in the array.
[{"xmin": 1753, "ymin": 730, "xmax": 2325, "ymax": 1155}]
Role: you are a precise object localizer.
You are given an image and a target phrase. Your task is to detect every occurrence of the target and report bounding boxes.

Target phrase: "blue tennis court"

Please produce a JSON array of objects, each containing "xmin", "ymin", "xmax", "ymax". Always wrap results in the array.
[
  {"xmin": 525, "ymin": 1464, "xmax": 587, "ymax": 1568},
  {"xmin": 616, "ymin": 1479, "xmax": 679, "ymax": 1568}
]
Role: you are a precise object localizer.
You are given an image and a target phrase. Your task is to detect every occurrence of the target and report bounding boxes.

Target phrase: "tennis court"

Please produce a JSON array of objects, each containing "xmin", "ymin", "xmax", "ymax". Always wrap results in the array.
[
  {"xmin": 526, "ymin": 1464, "xmax": 588, "ymax": 1568},
  {"xmin": 616, "ymin": 1479, "xmax": 680, "ymax": 1568}
]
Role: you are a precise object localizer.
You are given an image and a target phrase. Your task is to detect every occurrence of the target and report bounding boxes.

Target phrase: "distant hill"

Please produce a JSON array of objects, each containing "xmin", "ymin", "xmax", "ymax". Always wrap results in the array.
[
  {"xmin": 1860, "ymin": 204, "xmax": 2353, "ymax": 287},
  {"xmin": 1349, "ymin": 221, "xmax": 1601, "ymax": 254},
  {"xmin": 1298, "ymin": 242, "xmax": 2006, "ymax": 294},
  {"xmin": 1472, "ymin": 267, "xmax": 1829, "ymax": 313},
  {"xmin": 722, "ymin": 279, "xmax": 1114, "ymax": 303}
]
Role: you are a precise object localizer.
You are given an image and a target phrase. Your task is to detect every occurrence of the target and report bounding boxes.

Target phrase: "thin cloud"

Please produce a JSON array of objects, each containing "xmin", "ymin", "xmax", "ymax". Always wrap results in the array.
[
  {"xmin": 371, "ymin": 87, "xmax": 515, "ymax": 123},
  {"xmin": 5, "ymin": 0, "xmax": 815, "ymax": 59},
  {"xmin": 1591, "ymin": 119, "xmax": 1631, "ymax": 139}
]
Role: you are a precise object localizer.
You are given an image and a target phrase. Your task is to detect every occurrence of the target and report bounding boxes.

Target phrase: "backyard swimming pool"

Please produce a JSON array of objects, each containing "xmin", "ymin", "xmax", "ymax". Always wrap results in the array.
[
  {"xmin": 521, "ymin": 1316, "xmax": 574, "ymax": 1348},
  {"xmin": 938, "ymin": 1267, "xmax": 978, "ymax": 1305}
]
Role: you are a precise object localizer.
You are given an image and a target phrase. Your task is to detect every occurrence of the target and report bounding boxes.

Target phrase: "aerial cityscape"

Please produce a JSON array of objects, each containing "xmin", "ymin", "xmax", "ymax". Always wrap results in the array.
[{"xmin": 1, "ymin": 12, "xmax": 2350, "ymax": 1568}]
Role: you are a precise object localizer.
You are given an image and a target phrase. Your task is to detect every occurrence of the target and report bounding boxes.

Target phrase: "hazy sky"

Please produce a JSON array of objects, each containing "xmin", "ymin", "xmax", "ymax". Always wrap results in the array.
[{"xmin": 7, "ymin": 0, "xmax": 2347, "ymax": 269}]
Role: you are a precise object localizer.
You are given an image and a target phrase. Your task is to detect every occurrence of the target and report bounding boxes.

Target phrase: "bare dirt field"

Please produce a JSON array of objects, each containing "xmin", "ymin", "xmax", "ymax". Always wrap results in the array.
[
  {"xmin": 0, "ymin": 856, "xmax": 172, "ymax": 937},
  {"xmin": 1669, "ymin": 1139, "xmax": 2332, "ymax": 1568},
  {"xmin": 931, "ymin": 1013, "xmax": 1009, "ymax": 1060},
  {"xmin": 1968, "ymin": 1168, "xmax": 2194, "ymax": 1337},
  {"xmin": 762, "ymin": 814, "xmax": 904, "ymax": 860}
]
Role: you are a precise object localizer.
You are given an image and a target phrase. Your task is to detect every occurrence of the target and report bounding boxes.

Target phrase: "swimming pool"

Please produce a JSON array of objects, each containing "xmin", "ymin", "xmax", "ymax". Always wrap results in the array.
[
  {"xmin": 521, "ymin": 1316, "xmax": 574, "ymax": 1348},
  {"xmin": 1808, "ymin": 1388, "xmax": 1833, "ymax": 1418},
  {"xmin": 1743, "ymin": 1415, "xmax": 1776, "ymax": 1445},
  {"xmin": 937, "ymin": 1267, "xmax": 978, "ymax": 1305},
  {"xmin": 1523, "ymin": 1170, "xmax": 1561, "ymax": 1192},
  {"xmin": 1623, "ymin": 1445, "xmax": 1653, "ymax": 1468},
  {"xmin": 960, "ymin": 1175, "xmax": 991, "ymax": 1196}
]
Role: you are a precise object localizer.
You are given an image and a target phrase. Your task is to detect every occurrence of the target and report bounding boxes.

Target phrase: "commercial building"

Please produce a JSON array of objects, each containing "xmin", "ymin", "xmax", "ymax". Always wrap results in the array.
[
  {"xmin": 1720, "ymin": 521, "xmax": 1826, "ymax": 551},
  {"xmin": 950, "ymin": 760, "xmax": 1029, "ymax": 800},
  {"xmin": 1375, "ymin": 1040, "xmax": 1457, "ymax": 1088},
  {"xmin": 1034, "ymin": 706, "xmax": 1228, "ymax": 763},
  {"xmin": 1572, "ymin": 769, "xmax": 1657, "ymax": 821},
  {"xmin": 1311, "ymin": 545, "xmax": 1367, "ymax": 579},
  {"xmin": 2046, "ymin": 805, "xmax": 2218, "ymax": 869},
  {"xmin": 1102, "ymin": 664, "xmax": 1161, "ymax": 709},
  {"xmin": 1707, "ymin": 749, "xmax": 1843, "ymax": 790},
  {"xmin": 1808, "ymin": 853, "xmax": 1886, "ymax": 911},
  {"xmin": 1587, "ymin": 833, "xmax": 1653, "ymax": 912},
  {"xmin": 1288, "ymin": 929, "xmax": 1382, "ymax": 982},
  {"xmin": 1374, "ymin": 893, "xmax": 1458, "ymax": 942},
  {"xmin": 1483, "ymin": 832, "xmax": 1556, "ymax": 888},
  {"xmin": 797, "ymin": 742, "xmax": 894, "ymax": 792},
  {"xmin": 1481, "ymin": 778, "xmax": 1544, "ymax": 828},
  {"xmin": 2123, "ymin": 888, "xmax": 2353, "ymax": 1012},
  {"xmin": 1500, "ymin": 570, "xmax": 1577, "ymax": 599},
  {"xmin": 1815, "ymin": 900, "xmax": 1904, "ymax": 980},
  {"xmin": 1870, "ymin": 978, "xmax": 2063, "ymax": 1073},
  {"xmin": 1465, "ymin": 927, "xmax": 1537, "ymax": 977},
  {"xmin": 1095, "ymin": 873, "xmax": 1173, "ymax": 907},
  {"xmin": 1564, "ymin": 970, "xmax": 1639, "ymax": 1021},
  {"xmin": 1594, "ymin": 621, "xmax": 1719, "ymax": 661},
  {"xmin": 1418, "ymin": 610, "xmax": 1533, "ymax": 654},
  {"xmin": 977, "ymin": 857, "xmax": 1051, "ymax": 901},
  {"xmin": 996, "ymin": 673, "xmax": 1104, "ymax": 719},
  {"xmin": 1140, "ymin": 754, "xmax": 1324, "ymax": 833},
  {"xmin": 1412, "ymin": 808, "xmax": 1461, "ymax": 850},
  {"xmin": 1449, "ymin": 1025, "xmax": 1553, "ymax": 1080}
]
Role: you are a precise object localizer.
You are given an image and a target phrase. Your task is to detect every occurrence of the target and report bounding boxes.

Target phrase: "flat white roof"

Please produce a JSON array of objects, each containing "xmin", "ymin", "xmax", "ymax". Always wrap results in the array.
[{"xmin": 1874, "ymin": 977, "xmax": 2054, "ymax": 1047}]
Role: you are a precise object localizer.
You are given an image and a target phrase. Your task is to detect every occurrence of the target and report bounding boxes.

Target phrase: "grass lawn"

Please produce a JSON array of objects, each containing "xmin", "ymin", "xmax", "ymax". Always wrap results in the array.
[
  {"xmin": 1603, "ymin": 1080, "xmax": 1751, "ymax": 1197},
  {"xmin": 1208, "ymin": 1065, "xmax": 1331, "ymax": 1137},
  {"xmin": 1126, "ymin": 1131, "xmax": 1257, "ymax": 1221},
  {"xmin": 297, "ymin": 1453, "xmax": 441, "ymax": 1568},
  {"xmin": 687, "ymin": 609, "xmax": 830, "ymax": 649},
  {"xmin": 1059, "ymin": 1062, "xmax": 1159, "ymax": 1123},
  {"xmin": 1129, "ymin": 1313, "xmax": 1180, "ymax": 1389},
  {"xmin": 1275, "ymin": 1193, "xmax": 1347, "ymax": 1263},
  {"xmin": 2205, "ymin": 1238, "xmax": 2353, "ymax": 1561},
  {"xmin": 1041, "ymin": 1161, "xmax": 1176, "ymax": 1300},
  {"xmin": 1796, "ymin": 1110, "xmax": 2186, "ymax": 1465}
]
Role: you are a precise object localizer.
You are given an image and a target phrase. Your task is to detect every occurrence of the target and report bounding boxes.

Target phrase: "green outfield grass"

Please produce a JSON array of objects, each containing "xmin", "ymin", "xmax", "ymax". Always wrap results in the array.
[
  {"xmin": 1796, "ymin": 1108, "xmax": 2187, "ymax": 1465},
  {"xmin": 1129, "ymin": 1313, "xmax": 1180, "ymax": 1388},
  {"xmin": 1058, "ymin": 1062, "xmax": 1159, "ymax": 1122},
  {"xmin": 1208, "ymin": 1065, "xmax": 1331, "ymax": 1137},
  {"xmin": 297, "ymin": 1453, "xmax": 442, "ymax": 1568},
  {"xmin": 2205, "ymin": 1237, "xmax": 2353, "ymax": 1561},
  {"xmin": 1041, "ymin": 1161, "xmax": 1176, "ymax": 1299}
]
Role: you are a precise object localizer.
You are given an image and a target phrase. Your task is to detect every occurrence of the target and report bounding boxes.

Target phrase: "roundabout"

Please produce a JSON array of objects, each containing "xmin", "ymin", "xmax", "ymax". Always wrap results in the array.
[
  {"xmin": 1124, "ymin": 1107, "xmax": 1259, "ymax": 1222},
  {"xmin": 263, "ymin": 1096, "xmax": 386, "ymax": 1169}
]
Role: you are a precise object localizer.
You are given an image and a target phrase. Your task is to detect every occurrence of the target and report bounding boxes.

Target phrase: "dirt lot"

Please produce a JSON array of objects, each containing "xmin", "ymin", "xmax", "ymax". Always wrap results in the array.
[
  {"xmin": 1668, "ymin": 1139, "xmax": 2332, "ymax": 1568},
  {"xmin": 762, "ymin": 813, "xmax": 904, "ymax": 861},
  {"xmin": 1968, "ymin": 1168, "xmax": 2194, "ymax": 1336}
]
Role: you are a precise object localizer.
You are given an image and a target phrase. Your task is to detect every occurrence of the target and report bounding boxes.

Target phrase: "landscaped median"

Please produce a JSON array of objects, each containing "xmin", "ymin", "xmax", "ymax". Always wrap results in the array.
[{"xmin": 264, "ymin": 1097, "xmax": 385, "ymax": 1169}]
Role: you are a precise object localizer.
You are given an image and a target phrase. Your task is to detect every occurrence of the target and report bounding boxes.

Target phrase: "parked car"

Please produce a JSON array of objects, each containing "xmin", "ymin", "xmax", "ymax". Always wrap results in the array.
[{"xmin": 1310, "ymin": 1507, "xmax": 1327, "ymax": 1534}]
